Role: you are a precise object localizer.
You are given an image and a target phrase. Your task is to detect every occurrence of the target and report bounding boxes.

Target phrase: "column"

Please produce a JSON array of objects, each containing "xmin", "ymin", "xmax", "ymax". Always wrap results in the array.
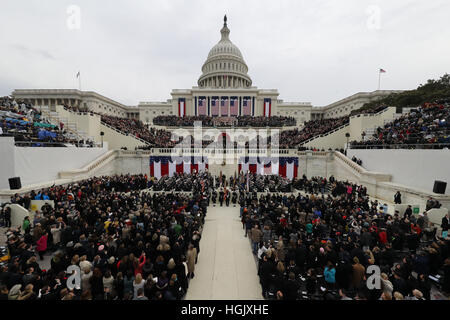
[
  {"xmin": 252, "ymin": 97, "xmax": 255, "ymax": 116},
  {"xmin": 239, "ymin": 97, "xmax": 242, "ymax": 116},
  {"xmin": 195, "ymin": 96, "xmax": 197, "ymax": 116},
  {"xmin": 208, "ymin": 97, "xmax": 210, "ymax": 116}
]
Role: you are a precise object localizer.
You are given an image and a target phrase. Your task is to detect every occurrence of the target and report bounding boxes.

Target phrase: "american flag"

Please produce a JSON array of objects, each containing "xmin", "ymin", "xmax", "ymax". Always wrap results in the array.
[
  {"xmin": 243, "ymin": 98, "xmax": 252, "ymax": 116},
  {"xmin": 198, "ymin": 98, "xmax": 207, "ymax": 116},
  {"xmin": 211, "ymin": 98, "xmax": 219, "ymax": 116},
  {"xmin": 220, "ymin": 98, "xmax": 229, "ymax": 116},
  {"xmin": 230, "ymin": 98, "xmax": 238, "ymax": 116}
]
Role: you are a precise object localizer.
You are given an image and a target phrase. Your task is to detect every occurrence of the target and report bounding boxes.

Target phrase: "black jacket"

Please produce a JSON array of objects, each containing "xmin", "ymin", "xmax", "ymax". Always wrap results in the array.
[{"xmin": 441, "ymin": 217, "xmax": 449, "ymax": 231}]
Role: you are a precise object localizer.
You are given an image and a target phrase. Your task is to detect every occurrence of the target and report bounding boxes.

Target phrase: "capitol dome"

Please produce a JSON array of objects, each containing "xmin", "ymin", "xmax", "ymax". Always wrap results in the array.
[{"xmin": 198, "ymin": 15, "xmax": 252, "ymax": 89}]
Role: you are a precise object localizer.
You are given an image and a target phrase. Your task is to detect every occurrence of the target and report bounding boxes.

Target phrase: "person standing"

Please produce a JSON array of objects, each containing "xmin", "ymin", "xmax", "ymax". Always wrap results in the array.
[
  {"xmin": 250, "ymin": 225, "xmax": 263, "ymax": 255},
  {"xmin": 324, "ymin": 261, "xmax": 336, "ymax": 289},
  {"xmin": 443, "ymin": 258, "xmax": 450, "ymax": 296},
  {"xmin": 36, "ymin": 232, "xmax": 48, "ymax": 260},
  {"xmin": 394, "ymin": 191, "xmax": 402, "ymax": 204},
  {"xmin": 441, "ymin": 214, "xmax": 449, "ymax": 238},
  {"xmin": 3, "ymin": 207, "xmax": 11, "ymax": 227},
  {"xmin": 186, "ymin": 244, "xmax": 197, "ymax": 279},
  {"xmin": 90, "ymin": 268, "xmax": 104, "ymax": 300},
  {"xmin": 219, "ymin": 188, "xmax": 224, "ymax": 207},
  {"xmin": 22, "ymin": 216, "xmax": 31, "ymax": 234},
  {"xmin": 404, "ymin": 205, "xmax": 413, "ymax": 220},
  {"xmin": 133, "ymin": 273, "xmax": 146, "ymax": 299},
  {"xmin": 351, "ymin": 257, "xmax": 366, "ymax": 290}
]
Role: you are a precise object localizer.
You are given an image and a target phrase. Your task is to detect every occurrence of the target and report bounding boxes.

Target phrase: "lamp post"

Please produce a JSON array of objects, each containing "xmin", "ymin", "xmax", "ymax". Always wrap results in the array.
[{"xmin": 345, "ymin": 132, "xmax": 350, "ymax": 155}]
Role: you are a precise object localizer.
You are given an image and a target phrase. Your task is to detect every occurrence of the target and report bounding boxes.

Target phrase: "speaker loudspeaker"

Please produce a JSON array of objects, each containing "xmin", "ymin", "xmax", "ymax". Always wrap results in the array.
[
  {"xmin": 8, "ymin": 177, "xmax": 22, "ymax": 190},
  {"xmin": 433, "ymin": 180, "xmax": 447, "ymax": 194}
]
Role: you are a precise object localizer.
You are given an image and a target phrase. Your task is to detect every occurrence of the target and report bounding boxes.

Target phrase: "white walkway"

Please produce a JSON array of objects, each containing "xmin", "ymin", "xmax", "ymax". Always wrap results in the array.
[{"xmin": 185, "ymin": 205, "xmax": 263, "ymax": 300}]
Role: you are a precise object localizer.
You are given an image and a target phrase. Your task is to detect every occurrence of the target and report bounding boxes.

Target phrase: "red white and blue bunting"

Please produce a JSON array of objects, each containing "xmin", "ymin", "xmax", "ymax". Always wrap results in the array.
[
  {"xmin": 178, "ymin": 98, "xmax": 186, "ymax": 117},
  {"xmin": 238, "ymin": 156, "xmax": 298, "ymax": 180},
  {"xmin": 149, "ymin": 156, "xmax": 209, "ymax": 179}
]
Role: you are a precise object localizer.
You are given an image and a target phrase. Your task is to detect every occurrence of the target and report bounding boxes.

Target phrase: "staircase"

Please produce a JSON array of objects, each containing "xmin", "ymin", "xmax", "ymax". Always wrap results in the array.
[
  {"xmin": 363, "ymin": 112, "xmax": 403, "ymax": 141},
  {"xmin": 39, "ymin": 105, "xmax": 97, "ymax": 145}
]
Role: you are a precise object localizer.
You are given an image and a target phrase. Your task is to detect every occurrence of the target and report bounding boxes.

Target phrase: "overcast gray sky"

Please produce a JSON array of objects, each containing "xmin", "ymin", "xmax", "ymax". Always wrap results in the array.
[{"xmin": 0, "ymin": 0, "xmax": 449, "ymax": 107}]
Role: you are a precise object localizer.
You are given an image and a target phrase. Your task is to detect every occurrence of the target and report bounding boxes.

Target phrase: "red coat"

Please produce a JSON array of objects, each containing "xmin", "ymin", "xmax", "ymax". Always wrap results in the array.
[
  {"xmin": 36, "ymin": 234, "xmax": 48, "ymax": 252},
  {"xmin": 134, "ymin": 255, "xmax": 146, "ymax": 276},
  {"xmin": 411, "ymin": 225, "xmax": 421, "ymax": 235},
  {"xmin": 378, "ymin": 231, "xmax": 387, "ymax": 244}
]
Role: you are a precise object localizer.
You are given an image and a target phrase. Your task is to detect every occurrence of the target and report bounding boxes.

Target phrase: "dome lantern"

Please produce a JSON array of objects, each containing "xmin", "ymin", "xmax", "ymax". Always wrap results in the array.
[
  {"xmin": 198, "ymin": 16, "xmax": 252, "ymax": 89},
  {"xmin": 220, "ymin": 15, "xmax": 230, "ymax": 41}
]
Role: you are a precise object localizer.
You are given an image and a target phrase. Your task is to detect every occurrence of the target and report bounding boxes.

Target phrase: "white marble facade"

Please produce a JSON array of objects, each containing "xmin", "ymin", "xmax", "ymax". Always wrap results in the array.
[{"xmin": 11, "ymin": 17, "xmax": 401, "ymax": 126}]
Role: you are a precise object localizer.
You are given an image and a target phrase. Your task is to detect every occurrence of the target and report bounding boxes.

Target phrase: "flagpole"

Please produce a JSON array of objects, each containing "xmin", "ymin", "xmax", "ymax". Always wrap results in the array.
[
  {"xmin": 378, "ymin": 70, "xmax": 381, "ymax": 91},
  {"xmin": 79, "ymin": 72, "xmax": 81, "ymax": 91}
]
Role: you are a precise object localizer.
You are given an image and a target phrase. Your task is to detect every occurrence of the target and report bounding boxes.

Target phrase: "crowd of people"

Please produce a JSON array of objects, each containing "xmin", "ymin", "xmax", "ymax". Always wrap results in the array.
[
  {"xmin": 100, "ymin": 114, "xmax": 177, "ymax": 148},
  {"xmin": 60, "ymin": 102, "xmax": 354, "ymax": 151},
  {"xmin": 350, "ymin": 104, "xmax": 390, "ymax": 117},
  {"xmin": 1, "ymin": 169, "xmax": 450, "ymax": 301},
  {"xmin": 278, "ymin": 117, "xmax": 349, "ymax": 149},
  {"xmin": 240, "ymin": 174, "xmax": 450, "ymax": 300},
  {"xmin": 151, "ymin": 172, "xmax": 214, "ymax": 193},
  {"xmin": 0, "ymin": 173, "xmax": 209, "ymax": 300},
  {"xmin": 350, "ymin": 99, "xmax": 450, "ymax": 149},
  {"xmin": 153, "ymin": 115, "xmax": 296, "ymax": 128},
  {"xmin": 0, "ymin": 97, "xmax": 94, "ymax": 147},
  {"xmin": 60, "ymin": 104, "xmax": 177, "ymax": 148}
]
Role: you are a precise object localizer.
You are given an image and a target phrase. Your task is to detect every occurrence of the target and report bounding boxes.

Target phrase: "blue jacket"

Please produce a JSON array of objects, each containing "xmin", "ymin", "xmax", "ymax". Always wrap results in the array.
[{"xmin": 324, "ymin": 266, "xmax": 336, "ymax": 284}]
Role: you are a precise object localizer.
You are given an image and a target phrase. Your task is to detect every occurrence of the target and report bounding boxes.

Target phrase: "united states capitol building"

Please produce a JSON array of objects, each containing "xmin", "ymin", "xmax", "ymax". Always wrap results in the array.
[{"xmin": 12, "ymin": 16, "xmax": 399, "ymax": 126}]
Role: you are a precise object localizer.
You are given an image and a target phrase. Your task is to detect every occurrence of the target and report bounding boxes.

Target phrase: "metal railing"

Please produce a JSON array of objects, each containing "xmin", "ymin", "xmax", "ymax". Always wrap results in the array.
[
  {"xmin": 38, "ymin": 106, "xmax": 95, "ymax": 145},
  {"xmin": 100, "ymin": 121, "xmax": 150, "ymax": 146},
  {"xmin": 349, "ymin": 106, "xmax": 390, "ymax": 118},
  {"xmin": 349, "ymin": 143, "xmax": 450, "ymax": 150},
  {"xmin": 299, "ymin": 122, "xmax": 350, "ymax": 145},
  {"xmin": 14, "ymin": 141, "xmax": 97, "ymax": 148},
  {"xmin": 1, "ymin": 129, "xmax": 100, "ymax": 148},
  {"xmin": 151, "ymin": 147, "xmax": 294, "ymax": 155}
]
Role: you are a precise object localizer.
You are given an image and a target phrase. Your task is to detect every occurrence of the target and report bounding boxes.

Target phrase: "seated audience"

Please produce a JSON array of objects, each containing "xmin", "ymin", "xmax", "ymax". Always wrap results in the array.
[{"xmin": 350, "ymin": 98, "xmax": 450, "ymax": 149}]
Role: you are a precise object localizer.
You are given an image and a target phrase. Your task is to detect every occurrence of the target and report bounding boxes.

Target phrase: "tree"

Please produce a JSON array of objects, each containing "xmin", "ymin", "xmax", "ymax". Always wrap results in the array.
[{"xmin": 351, "ymin": 73, "xmax": 450, "ymax": 116}]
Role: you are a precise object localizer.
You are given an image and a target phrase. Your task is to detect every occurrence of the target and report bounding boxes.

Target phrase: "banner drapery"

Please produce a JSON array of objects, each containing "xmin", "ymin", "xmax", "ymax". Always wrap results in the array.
[
  {"xmin": 238, "ymin": 156, "xmax": 298, "ymax": 180},
  {"xmin": 149, "ymin": 156, "xmax": 209, "ymax": 178},
  {"xmin": 178, "ymin": 98, "xmax": 186, "ymax": 117}
]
